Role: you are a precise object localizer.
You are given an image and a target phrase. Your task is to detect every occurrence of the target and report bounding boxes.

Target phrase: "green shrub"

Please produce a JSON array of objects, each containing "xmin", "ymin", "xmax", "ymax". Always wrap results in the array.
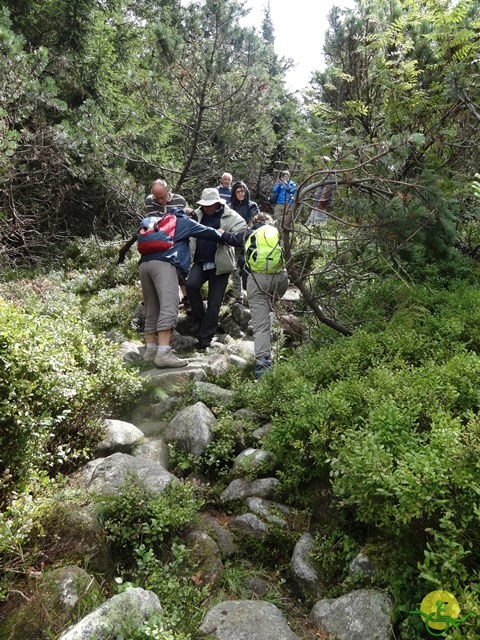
[
  {"xmin": 241, "ymin": 279, "xmax": 480, "ymax": 638},
  {"xmin": 0, "ymin": 297, "xmax": 142, "ymax": 505},
  {"xmin": 125, "ymin": 542, "xmax": 210, "ymax": 639},
  {"xmin": 82, "ymin": 284, "xmax": 141, "ymax": 332},
  {"xmin": 95, "ymin": 477, "xmax": 202, "ymax": 558}
]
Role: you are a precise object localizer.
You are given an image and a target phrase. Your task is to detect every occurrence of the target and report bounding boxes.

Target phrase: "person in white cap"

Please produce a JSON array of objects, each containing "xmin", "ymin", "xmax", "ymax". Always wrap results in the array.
[{"xmin": 186, "ymin": 188, "xmax": 247, "ymax": 349}]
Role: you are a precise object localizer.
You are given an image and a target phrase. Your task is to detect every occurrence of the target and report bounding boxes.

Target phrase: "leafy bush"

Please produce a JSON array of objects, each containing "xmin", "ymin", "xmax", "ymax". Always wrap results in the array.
[
  {"xmin": 95, "ymin": 477, "xmax": 202, "ymax": 557},
  {"xmin": 241, "ymin": 278, "xmax": 480, "ymax": 637},
  {"xmin": 126, "ymin": 542, "xmax": 210, "ymax": 639},
  {"xmin": 82, "ymin": 284, "xmax": 141, "ymax": 332},
  {"xmin": 0, "ymin": 297, "xmax": 142, "ymax": 505},
  {"xmin": 97, "ymin": 478, "xmax": 206, "ymax": 638}
]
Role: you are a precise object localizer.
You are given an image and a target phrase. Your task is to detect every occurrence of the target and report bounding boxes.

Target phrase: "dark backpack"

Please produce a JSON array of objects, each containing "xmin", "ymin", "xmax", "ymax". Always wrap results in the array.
[
  {"xmin": 267, "ymin": 190, "xmax": 278, "ymax": 205},
  {"xmin": 137, "ymin": 214, "xmax": 177, "ymax": 255}
]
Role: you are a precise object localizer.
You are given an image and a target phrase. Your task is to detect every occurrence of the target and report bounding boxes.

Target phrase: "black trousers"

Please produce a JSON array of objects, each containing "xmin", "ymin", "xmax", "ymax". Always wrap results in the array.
[{"xmin": 186, "ymin": 263, "xmax": 230, "ymax": 342}]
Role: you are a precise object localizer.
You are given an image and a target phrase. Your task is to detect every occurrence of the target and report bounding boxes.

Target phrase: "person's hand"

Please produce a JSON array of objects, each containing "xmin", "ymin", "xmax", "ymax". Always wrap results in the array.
[{"xmin": 218, "ymin": 227, "xmax": 225, "ymax": 234}]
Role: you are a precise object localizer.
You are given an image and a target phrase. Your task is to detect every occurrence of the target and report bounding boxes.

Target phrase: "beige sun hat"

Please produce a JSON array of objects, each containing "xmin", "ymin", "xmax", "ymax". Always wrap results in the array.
[{"xmin": 197, "ymin": 188, "xmax": 226, "ymax": 206}]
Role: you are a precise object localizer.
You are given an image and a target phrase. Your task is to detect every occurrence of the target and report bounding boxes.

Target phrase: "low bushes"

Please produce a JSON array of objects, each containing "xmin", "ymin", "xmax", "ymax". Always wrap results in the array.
[
  {"xmin": 0, "ymin": 296, "xmax": 142, "ymax": 506},
  {"xmin": 243, "ymin": 278, "xmax": 480, "ymax": 633}
]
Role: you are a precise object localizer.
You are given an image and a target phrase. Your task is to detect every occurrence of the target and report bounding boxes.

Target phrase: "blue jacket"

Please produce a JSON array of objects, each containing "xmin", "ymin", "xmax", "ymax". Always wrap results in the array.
[
  {"xmin": 272, "ymin": 179, "xmax": 297, "ymax": 205},
  {"xmin": 138, "ymin": 209, "xmax": 223, "ymax": 277}
]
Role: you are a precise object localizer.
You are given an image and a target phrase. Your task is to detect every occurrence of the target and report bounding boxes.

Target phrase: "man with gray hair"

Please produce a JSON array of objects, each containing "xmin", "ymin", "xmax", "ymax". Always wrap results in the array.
[
  {"xmin": 145, "ymin": 179, "xmax": 188, "ymax": 215},
  {"xmin": 217, "ymin": 172, "xmax": 233, "ymax": 204}
]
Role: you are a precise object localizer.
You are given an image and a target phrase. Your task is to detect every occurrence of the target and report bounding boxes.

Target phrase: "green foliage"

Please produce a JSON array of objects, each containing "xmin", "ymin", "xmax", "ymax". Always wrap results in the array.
[
  {"xmin": 82, "ymin": 284, "xmax": 141, "ymax": 332},
  {"xmin": 311, "ymin": 525, "xmax": 360, "ymax": 587},
  {"xmin": 102, "ymin": 478, "xmax": 208, "ymax": 639},
  {"xmin": 216, "ymin": 560, "xmax": 287, "ymax": 606},
  {"xmin": 169, "ymin": 413, "xmax": 257, "ymax": 481},
  {"xmin": 241, "ymin": 277, "xmax": 480, "ymax": 637},
  {"xmin": 0, "ymin": 297, "xmax": 142, "ymax": 504},
  {"xmin": 124, "ymin": 542, "xmax": 209, "ymax": 640},
  {"xmin": 96, "ymin": 477, "xmax": 202, "ymax": 558}
]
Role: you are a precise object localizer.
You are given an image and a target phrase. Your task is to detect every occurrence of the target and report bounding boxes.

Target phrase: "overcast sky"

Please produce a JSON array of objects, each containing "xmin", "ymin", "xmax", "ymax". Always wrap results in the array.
[{"xmin": 242, "ymin": 0, "xmax": 356, "ymax": 92}]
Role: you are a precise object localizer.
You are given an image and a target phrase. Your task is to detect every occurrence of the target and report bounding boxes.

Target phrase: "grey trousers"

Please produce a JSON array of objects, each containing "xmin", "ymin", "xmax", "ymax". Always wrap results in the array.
[
  {"xmin": 139, "ymin": 260, "xmax": 179, "ymax": 333},
  {"xmin": 246, "ymin": 271, "xmax": 289, "ymax": 359},
  {"xmin": 274, "ymin": 203, "xmax": 289, "ymax": 224},
  {"xmin": 231, "ymin": 247, "xmax": 244, "ymax": 299}
]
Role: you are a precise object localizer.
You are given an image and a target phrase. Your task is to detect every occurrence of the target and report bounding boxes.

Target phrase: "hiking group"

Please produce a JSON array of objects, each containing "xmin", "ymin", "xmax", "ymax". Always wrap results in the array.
[{"xmin": 118, "ymin": 172, "xmax": 297, "ymax": 379}]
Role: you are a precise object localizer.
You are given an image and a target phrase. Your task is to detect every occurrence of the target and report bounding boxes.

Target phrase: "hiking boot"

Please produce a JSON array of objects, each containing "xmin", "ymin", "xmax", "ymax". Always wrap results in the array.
[
  {"xmin": 154, "ymin": 349, "xmax": 188, "ymax": 368},
  {"xmin": 195, "ymin": 339, "xmax": 211, "ymax": 350},
  {"xmin": 254, "ymin": 356, "xmax": 272, "ymax": 379},
  {"xmin": 180, "ymin": 296, "xmax": 192, "ymax": 315},
  {"xmin": 143, "ymin": 348, "xmax": 157, "ymax": 362}
]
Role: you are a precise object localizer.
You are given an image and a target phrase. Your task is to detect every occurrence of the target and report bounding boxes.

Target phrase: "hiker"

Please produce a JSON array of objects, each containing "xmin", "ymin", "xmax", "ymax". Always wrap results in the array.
[
  {"xmin": 120, "ymin": 207, "xmax": 228, "ymax": 368},
  {"xmin": 186, "ymin": 188, "xmax": 247, "ymax": 350},
  {"xmin": 229, "ymin": 181, "xmax": 259, "ymax": 303},
  {"xmin": 144, "ymin": 179, "xmax": 191, "ymax": 310},
  {"xmin": 145, "ymin": 179, "xmax": 188, "ymax": 214},
  {"xmin": 306, "ymin": 179, "xmax": 335, "ymax": 227},
  {"xmin": 117, "ymin": 178, "xmax": 191, "ymax": 266},
  {"xmin": 219, "ymin": 212, "xmax": 288, "ymax": 378},
  {"xmin": 270, "ymin": 170, "xmax": 297, "ymax": 225},
  {"xmin": 217, "ymin": 172, "xmax": 233, "ymax": 204}
]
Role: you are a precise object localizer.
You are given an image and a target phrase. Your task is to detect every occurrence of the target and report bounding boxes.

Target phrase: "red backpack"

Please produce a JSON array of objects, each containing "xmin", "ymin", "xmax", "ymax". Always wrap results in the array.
[{"xmin": 137, "ymin": 215, "xmax": 177, "ymax": 255}]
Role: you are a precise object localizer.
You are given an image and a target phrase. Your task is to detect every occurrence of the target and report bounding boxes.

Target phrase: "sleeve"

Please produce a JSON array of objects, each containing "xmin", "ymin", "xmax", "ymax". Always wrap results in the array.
[
  {"xmin": 219, "ymin": 229, "xmax": 247, "ymax": 247},
  {"xmin": 144, "ymin": 196, "xmax": 156, "ymax": 215},
  {"xmin": 229, "ymin": 212, "xmax": 248, "ymax": 233},
  {"xmin": 185, "ymin": 218, "xmax": 224, "ymax": 242}
]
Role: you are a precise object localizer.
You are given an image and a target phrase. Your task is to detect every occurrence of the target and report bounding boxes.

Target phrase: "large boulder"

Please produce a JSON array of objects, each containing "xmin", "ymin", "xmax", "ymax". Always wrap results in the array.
[
  {"xmin": 198, "ymin": 600, "xmax": 299, "ymax": 640},
  {"xmin": 58, "ymin": 587, "xmax": 161, "ymax": 640},
  {"xmin": 164, "ymin": 402, "xmax": 216, "ymax": 456},
  {"xmin": 309, "ymin": 588, "xmax": 393, "ymax": 640},
  {"xmin": 289, "ymin": 532, "xmax": 321, "ymax": 597},
  {"xmin": 85, "ymin": 453, "xmax": 177, "ymax": 496},
  {"xmin": 94, "ymin": 419, "xmax": 144, "ymax": 456}
]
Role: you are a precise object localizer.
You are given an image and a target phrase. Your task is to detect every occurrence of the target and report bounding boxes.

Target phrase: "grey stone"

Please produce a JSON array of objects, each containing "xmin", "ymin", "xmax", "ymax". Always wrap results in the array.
[
  {"xmin": 94, "ymin": 419, "xmax": 144, "ymax": 456},
  {"xmin": 220, "ymin": 478, "xmax": 281, "ymax": 503},
  {"xmin": 198, "ymin": 600, "xmax": 299, "ymax": 639},
  {"xmin": 164, "ymin": 401, "xmax": 216, "ymax": 456},
  {"xmin": 290, "ymin": 533, "xmax": 320, "ymax": 595},
  {"xmin": 349, "ymin": 553, "xmax": 375, "ymax": 577},
  {"xmin": 309, "ymin": 588, "xmax": 393, "ymax": 640},
  {"xmin": 228, "ymin": 513, "xmax": 268, "ymax": 539},
  {"xmin": 201, "ymin": 514, "xmax": 238, "ymax": 558},
  {"xmin": 232, "ymin": 448, "xmax": 273, "ymax": 477},
  {"xmin": 59, "ymin": 587, "xmax": 161, "ymax": 640},
  {"xmin": 228, "ymin": 354, "xmax": 250, "ymax": 369},
  {"xmin": 246, "ymin": 497, "xmax": 290, "ymax": 527},
  {"xmin": 133, "ymin": 435, "xmax": 169, "ymax": 468},
  {"xmin": 150, "ymin": 396, "xmax": 182, "ymax": 418},
  {"xmin": 184, "ymin": 530, "xmax": 224, "ymax": 584},
  {"xmin": 119, "ymin": 340, "xmax": 143, "ymax": 363},
  {"xmin": 231, "ymin": 304, "xmax": 252, "ymax": 329},
  {"xmin": 141, "ymin": 366, "xmax": 207, "ymax": 391},
  {"xmin": 251, "ymin": 424, "xmax": 273, "ymax": 441},
  {"xmin": 193, "ymin": 381, "xmax": 235, "ymax": 404},
  {"xmin": 86, "ymin": 452, "xmax": 177, "ymax": 496},
  {"xmin": 41, "ymin": 565, "xmax": 101, "ymax": 614}
]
